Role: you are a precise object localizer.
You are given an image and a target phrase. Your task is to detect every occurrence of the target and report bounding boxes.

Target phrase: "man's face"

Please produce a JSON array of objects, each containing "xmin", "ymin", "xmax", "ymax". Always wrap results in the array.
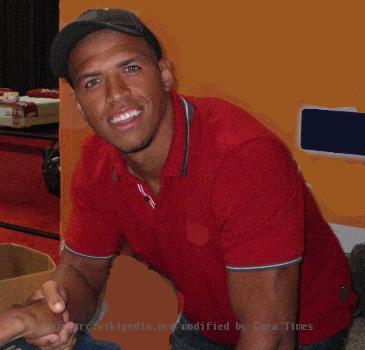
[{"xmin": 68, "ymin": 29, "xmax": 173, "ymax": 153}]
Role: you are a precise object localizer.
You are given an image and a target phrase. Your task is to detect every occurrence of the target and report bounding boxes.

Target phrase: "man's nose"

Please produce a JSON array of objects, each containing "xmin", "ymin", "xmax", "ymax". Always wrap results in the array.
[{"xmin": 106, "ymin": 75, "xmax": 130, "ymax": 104}]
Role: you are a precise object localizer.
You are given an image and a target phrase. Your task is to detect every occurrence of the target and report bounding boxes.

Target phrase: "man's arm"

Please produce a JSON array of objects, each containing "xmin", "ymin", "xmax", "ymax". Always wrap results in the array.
[
  {"xmin": 0, "ymin": 247, "xmax": 114, "ymax": 346},
  {"xmin": 48, "ymin": 247, "xmax": 114, "ymax": 324},
  {"xmin": 227, "ymin": 263, "xmax": 299, "ymax": 350}
]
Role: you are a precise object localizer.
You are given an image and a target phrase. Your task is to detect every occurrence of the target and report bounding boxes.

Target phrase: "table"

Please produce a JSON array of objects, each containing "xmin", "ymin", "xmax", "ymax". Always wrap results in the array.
[{"xmin": 0, "ymin": 123, "xmax": 60, "ymax": 241}]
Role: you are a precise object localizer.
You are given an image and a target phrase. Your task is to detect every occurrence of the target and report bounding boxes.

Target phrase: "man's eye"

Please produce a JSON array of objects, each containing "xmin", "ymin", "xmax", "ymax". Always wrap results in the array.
[
  {"xmin": 85, "ymin": 78, "xmax": 100, "ymax": 88},
  {"xmin": 124, "ymin": 65, "xmax": 141, "ymax": 73}
]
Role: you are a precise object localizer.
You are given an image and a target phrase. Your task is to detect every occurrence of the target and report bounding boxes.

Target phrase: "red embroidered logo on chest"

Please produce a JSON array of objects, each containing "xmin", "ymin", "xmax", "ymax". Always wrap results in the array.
[{"xmin": 186, "ymin": 222, "xmax": 210, "ymax": 246}]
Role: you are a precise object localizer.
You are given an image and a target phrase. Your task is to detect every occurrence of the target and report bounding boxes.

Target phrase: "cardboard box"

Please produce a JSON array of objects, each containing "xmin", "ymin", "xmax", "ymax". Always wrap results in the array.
[{"xmin": 0, "ymin": 243, "xmax": 56, "ymax": 313}]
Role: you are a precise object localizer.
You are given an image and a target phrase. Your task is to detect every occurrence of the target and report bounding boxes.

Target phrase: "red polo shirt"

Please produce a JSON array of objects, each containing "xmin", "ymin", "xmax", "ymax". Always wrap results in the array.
[{"xmin": 64, "ymin": 91, "xmax": 356, "ymax": 346}]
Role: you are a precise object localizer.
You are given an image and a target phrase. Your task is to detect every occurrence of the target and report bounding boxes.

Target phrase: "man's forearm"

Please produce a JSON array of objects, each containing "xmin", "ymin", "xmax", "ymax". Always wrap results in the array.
[
  {"xmin": 0, "ymin": 308, "xmax": 25, "ymax": 346},
  {"xmin": 235, "ymin": 325, "xmax": 295, "ymax": 350},
  {"xmin": 51, "ymin": 262, "xmax": 101, "ymax": 325},
  {"xmin": 228, "ymin": 264, "xmax": 299, "ymax": 350}
]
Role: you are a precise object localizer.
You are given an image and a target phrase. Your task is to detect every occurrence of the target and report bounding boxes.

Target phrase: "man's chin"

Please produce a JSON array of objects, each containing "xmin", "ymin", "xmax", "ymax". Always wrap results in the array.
[{"xmin": 118, "ymin": 137, "xmax": 154, "ymax": 154}]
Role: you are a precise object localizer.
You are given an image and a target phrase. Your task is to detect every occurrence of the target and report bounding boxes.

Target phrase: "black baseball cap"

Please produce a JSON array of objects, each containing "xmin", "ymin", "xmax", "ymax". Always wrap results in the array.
[{"xmin": 49, "ymin": 8, "xmax": 162, "ymax": 81}]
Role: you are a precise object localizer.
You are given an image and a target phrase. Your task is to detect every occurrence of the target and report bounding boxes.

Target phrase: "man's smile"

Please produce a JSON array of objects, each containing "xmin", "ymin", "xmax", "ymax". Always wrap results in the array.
[{"xmin": 108, "ymin": 108, "xmax": 143, "ymax": 127}]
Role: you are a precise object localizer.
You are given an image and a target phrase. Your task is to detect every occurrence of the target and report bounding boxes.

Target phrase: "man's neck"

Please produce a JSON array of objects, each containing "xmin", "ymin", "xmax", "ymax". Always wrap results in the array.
[{"xmin": 121, "ymin": 96, "xmax": 174, "ymax": 195}]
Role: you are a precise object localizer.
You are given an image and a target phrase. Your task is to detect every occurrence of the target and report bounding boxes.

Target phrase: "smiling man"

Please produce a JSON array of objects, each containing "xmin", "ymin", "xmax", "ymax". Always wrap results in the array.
[{"xmin": 0, "ymin": 8, "xmax": 357, "ymax": 350}]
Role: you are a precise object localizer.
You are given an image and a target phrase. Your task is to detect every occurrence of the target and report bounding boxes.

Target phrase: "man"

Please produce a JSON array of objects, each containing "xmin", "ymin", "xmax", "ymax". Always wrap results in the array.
[{"xmin": 0, "ymin": 8, "xmax": 356, "ymax": 350}]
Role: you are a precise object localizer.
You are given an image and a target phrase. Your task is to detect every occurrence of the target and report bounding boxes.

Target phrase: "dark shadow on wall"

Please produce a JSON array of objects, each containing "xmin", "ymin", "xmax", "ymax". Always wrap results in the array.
[{"xmin": 0, "ymin": 0, "xmax": 59, "ymax": 95}]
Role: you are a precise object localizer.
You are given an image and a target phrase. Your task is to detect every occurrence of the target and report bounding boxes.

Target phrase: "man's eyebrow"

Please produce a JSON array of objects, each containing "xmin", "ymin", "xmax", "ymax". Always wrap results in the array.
[
  {"xmin": 76, "ymin": 70, "xmax": 102, "ymax": 84},
  {"xmin": 117, "ymin": 57, "xmax": 141, "ymax": 67},
  {"xmin": 75, "ymin": 56, "xmax": 144, "ymax": 84}
]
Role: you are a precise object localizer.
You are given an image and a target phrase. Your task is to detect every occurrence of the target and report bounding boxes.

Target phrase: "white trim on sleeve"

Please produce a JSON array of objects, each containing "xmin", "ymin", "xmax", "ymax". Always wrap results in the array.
[
  {"xmin": 61, "ymin": 240, "xmax": 116, "ymax": 260},
  {"xmin": 226, "ymin": 256, "xmax": 303, "ymax": 272}
]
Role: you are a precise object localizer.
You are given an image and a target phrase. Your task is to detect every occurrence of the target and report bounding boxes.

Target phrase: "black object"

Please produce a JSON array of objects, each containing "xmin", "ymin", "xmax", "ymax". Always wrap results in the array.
[
  {"xmin": 339, "ymin": 287, "xmax": 349, "ymax": 301},
  {"xmin": 0, "ymin": 123, "xmax": 59, "ymax": 140},
  {"xmin": 0, "ymin": 221, "xmax": 59, "ymax": 241},
  {"xmin": 300, "ymin": 109, "xmax": 365, "ymax": 156},
  {"xmin": 0, "ymin": 129, "xmax": 58, "ymax": 140},
  {"xmin": 0, "ymin": 0, "xmax": 59, "ymax": 95},
  {"xmin": 349, "ymin": 244, "xmax": 365, "ymax": 317},
  {"xmin": 42, "ymin": 142, "xmax": 60, "ymax": 197}
]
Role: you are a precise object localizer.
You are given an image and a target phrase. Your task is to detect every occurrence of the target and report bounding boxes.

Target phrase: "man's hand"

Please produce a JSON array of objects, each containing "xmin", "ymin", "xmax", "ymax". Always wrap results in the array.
[
  {"xmin": 26, "ymin": 322, "xmax": 77, "ymax": 350},
  {"xmin": 0, "ymin": 304, "xmax": 56, "ymax": 347},
  {"xmin": 25, "ymin": 280, "xmax": 78, "ymax": 349},
  {"xmin": 18, "ymin": 246, "xmax": 115, "ymax": 349},
  {"xmin": 0, "ymin": 298, "xmax": 65, "ymax": 347}
]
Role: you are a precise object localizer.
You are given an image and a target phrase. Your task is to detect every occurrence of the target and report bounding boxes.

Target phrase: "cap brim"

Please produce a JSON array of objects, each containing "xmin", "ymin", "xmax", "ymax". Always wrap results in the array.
[{"xmin": 49, "ymin": 21, "xmax": 143, "ymax": 79}]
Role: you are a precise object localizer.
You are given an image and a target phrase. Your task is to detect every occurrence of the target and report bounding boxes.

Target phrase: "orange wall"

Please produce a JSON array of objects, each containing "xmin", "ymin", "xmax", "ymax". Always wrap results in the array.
[{"xmin": 59, "ymin": 1, "xmax": 365, "ymax": 348}]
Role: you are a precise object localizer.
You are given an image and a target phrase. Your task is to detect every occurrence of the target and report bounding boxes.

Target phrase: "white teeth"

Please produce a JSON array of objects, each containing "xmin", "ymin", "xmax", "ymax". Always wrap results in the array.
[{"xmin": 110, "ymin": 109, "xmax": 142, "ymax": 124}]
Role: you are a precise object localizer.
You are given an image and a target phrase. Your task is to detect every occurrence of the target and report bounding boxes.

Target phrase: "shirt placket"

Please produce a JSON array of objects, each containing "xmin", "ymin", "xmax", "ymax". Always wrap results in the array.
[{"xmin": 136, "ymin": 183, "xmax": 156, "ymax": 209}]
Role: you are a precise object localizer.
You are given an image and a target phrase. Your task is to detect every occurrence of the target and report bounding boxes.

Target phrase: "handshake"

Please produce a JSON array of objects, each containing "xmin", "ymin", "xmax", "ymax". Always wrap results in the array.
[
  {"xmin": 0, "ymin": 280, "xmax": 78, "ymax": 349},
  {"xmin": 0, "ymin": 243, "xmax": 119, "ymax": 349}
]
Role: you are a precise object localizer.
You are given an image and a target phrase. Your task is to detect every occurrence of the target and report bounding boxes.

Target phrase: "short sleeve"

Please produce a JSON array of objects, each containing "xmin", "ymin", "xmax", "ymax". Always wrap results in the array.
[
  {"xmin": 212, "ymin": 137, "xmax": 305, "ymax": 271},
  {"xmin": 63, "ymin": 148, "xmax": 123, "ymax": 259}
]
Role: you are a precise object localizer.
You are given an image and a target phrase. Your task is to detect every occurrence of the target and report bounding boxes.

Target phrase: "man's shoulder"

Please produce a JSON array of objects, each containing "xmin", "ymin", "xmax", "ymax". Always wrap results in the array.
[
  {"xmin": 185, "ymin": 94, "xmax": 245, "ymax": 116},
  {"xmin": 187, "ymin": 95, "xmax": 272, "ymax": 136},
  {"xmin": 79, "ymin": 133, "xmax": 114, "ymax": 163},
  {"xmin": 185, "ymin": 94, "xmax": 279, "ymax": 154},
  {"xmin": 82, "ymin": 133, "xmax": 110, "ymax": 152},
  {"xmin": 73, "ymin": 134, "xmax": 115, "ymax": 185}
]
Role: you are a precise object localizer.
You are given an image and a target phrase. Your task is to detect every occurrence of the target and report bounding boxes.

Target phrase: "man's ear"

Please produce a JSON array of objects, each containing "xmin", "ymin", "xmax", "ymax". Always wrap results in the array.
[
  {"xmin": 159, "ymin": 58, "xmax": 174, "ymax": 92},
  {"xmin": 70, "ymin": 89, "xmax": 87, "ymax": 120}
]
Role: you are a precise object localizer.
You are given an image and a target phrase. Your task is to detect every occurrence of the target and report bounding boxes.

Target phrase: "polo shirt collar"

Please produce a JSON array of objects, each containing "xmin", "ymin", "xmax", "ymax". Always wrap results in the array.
[{"xmin": 110, "ymin": 90, "xmax": 191, "ymax": 184}]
